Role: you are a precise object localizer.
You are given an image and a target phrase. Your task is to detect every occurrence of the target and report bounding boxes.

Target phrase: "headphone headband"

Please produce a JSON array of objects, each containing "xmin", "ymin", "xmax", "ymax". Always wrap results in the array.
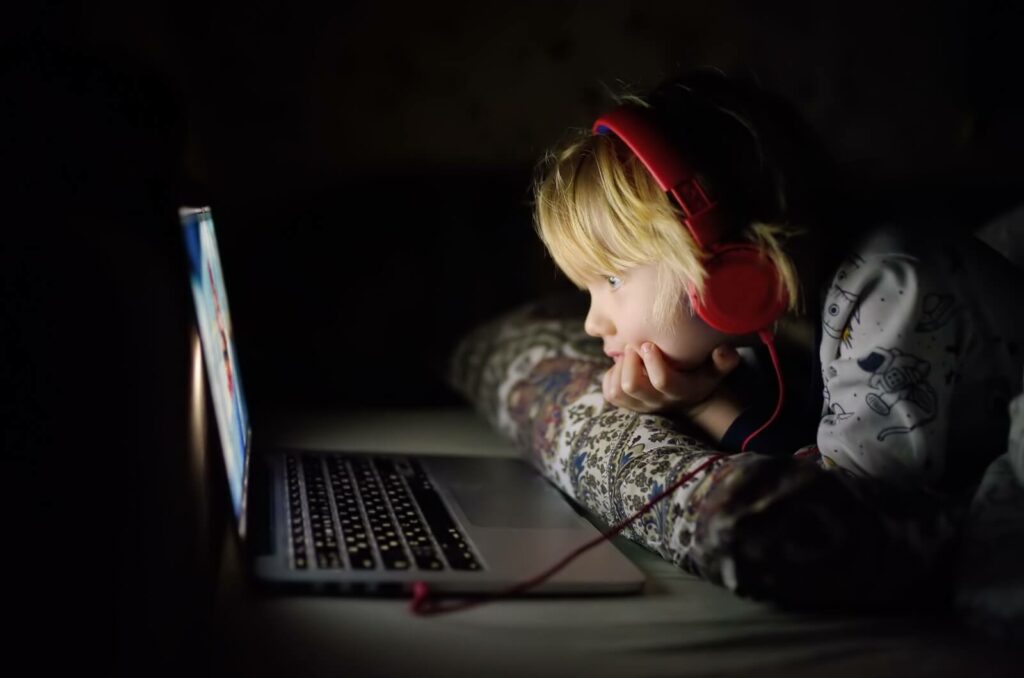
[
  {"xmin": 592, "ymin": 106, "xmax": 725, "ymax": 250},
  {"xmin": 591, "ymin": 102, "xmax": 787, "ymax": 339}
]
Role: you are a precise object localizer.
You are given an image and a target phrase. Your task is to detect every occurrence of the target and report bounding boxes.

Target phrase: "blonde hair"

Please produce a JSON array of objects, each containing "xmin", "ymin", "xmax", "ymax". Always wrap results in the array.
[{"xmin": 532, "ymin": 105, "xmax": 806, "ymax": 334}]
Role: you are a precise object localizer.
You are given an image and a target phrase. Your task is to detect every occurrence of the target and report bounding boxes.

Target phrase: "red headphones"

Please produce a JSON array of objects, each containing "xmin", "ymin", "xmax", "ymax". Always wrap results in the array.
[{"xmin": 592, "ymin": 106, "xmax": 786, "ymax": 337}]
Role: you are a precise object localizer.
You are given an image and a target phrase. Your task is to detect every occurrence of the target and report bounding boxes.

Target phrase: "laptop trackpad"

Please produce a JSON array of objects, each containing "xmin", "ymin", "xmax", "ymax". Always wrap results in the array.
[{"xmin": 428, "ymin": 458, "xmax": 586, "ymax": 530}]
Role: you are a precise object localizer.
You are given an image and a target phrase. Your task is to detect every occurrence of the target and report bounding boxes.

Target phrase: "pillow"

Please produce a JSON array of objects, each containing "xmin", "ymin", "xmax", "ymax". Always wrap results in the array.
[{"xmin": 447, "ymin": 295, "xmax": 959, "ymax": 611}]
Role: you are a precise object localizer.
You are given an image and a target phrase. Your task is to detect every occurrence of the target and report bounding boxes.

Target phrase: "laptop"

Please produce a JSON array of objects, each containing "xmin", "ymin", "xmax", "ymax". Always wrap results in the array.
[{"xmin": 179, "ymin": 206, "xmax": 645, "ymax": 596}]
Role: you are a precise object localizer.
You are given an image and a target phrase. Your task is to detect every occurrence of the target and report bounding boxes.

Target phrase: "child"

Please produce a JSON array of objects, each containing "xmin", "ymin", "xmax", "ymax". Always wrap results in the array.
[{"xmin": 532, "ymin": 68, "xmax": 1024, "ymax": 514}]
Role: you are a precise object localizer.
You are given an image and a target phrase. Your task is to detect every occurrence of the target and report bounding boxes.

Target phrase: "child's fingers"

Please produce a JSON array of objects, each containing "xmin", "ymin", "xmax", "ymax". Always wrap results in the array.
[
  {"xmin": 602, "ymin": 360, "xmax": 616, "ymax": 398},
  {"xmin": 603, "ymin": 351, "xmax": 650, "ymax": 410},
  {"xmin": 640, "ymin": 342, "xmax": 671, "ymax": 393},
  {"xmin": 681, "ymin": 346, "xmax": 741, "ymax": 397},
  {"xmin": 640, "ymin": 342, "xmax": 700, "ymax": 400},
  {"xmin": 620, "ymin": 347, "xmax": 655, "ymax": 402},
  {"xmin": 641, "ymin": 342, "xmax": 737, "ymax": 404},
  {"xmin": 711, "ymin": 345, "xmax": 741, "ymax": 375}
]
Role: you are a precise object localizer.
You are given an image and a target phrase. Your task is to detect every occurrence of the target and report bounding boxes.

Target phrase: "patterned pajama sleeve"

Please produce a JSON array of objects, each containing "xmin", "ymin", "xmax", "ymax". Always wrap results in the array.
[
  {"xmin": 813, "ymin": 240, "xmax": 979, "ymax": 580},
  {"xmin": 448, "ymin": 296, "xmax": 957, "ymax": 610},
  {"xmin": 818, "ymin": 249, "xmax": 960, "ymax": 489},
  {"xmin": 811, "ymin": 225, "xmax": 1024, "ymax": 618}
]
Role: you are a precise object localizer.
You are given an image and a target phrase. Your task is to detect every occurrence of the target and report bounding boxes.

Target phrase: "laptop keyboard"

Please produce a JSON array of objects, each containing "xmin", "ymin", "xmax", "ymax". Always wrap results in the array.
[{"xmin": 285, "ymin": 454, "xmax": 482, "ymax": 572}]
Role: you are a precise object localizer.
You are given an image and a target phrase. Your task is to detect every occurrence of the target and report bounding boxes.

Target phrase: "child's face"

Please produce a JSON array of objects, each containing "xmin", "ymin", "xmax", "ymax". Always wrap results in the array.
[{"xmin": 584, "ymin": 262, "xmax": 729, "ymax": 371}]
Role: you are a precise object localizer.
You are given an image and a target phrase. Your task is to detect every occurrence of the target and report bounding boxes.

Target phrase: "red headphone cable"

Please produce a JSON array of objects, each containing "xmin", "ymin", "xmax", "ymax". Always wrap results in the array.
[
  {"xmin": 410, "ymin": 452, "xmax": 727, "ymax": 616},
  {"xmin": 740, "ymin": 329, "xmax": 785, "ymax": 453}
]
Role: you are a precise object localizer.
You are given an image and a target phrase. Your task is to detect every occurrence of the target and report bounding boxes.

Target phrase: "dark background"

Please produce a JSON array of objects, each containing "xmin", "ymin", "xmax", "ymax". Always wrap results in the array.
[
  {"xmin": 2, "ymin": 1, "xmax": 1023, "ymax": 674},
  {"xmin": 7, "ymin": 0, "xmax": 1024, "ymax": 414}
]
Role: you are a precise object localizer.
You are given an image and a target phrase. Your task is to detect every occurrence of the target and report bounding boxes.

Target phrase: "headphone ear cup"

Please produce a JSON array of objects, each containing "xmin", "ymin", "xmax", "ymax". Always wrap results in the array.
[{"xmin": 691, "ymin": 244, "xmax": 786, "ymax": 335}]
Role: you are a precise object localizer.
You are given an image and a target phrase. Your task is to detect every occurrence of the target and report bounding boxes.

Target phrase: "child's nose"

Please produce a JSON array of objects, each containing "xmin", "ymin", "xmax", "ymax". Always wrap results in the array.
[{"xmin": 584, "ymin": 303, "xmax": 613, "ymax": 337}]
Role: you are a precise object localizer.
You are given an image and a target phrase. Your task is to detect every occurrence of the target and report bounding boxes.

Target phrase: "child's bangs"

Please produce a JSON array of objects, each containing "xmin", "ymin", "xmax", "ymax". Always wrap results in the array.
[
  {"xmin": 537, "ymin": 191, "xmax": 619, "ymax": 288},
  {"xmin": 587, "ymin": 137, "xmax": 680, "ymax": 264},
  {"xmin": 536, "ymin": 135, "xmax": 672, "ymax": 287}
]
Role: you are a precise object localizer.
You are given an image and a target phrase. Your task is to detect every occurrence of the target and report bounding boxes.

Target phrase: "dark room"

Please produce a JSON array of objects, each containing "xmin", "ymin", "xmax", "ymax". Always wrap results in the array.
[{"xmin": 3, "ymin": 1, "xmax": 1024, "ymax": 676}]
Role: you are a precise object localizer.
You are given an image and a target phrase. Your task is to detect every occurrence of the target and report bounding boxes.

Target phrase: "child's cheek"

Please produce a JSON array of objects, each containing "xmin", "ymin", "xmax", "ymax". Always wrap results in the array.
[{"xmin": 662, "ymin": 325, "xmax": 727, "ymax": 371}]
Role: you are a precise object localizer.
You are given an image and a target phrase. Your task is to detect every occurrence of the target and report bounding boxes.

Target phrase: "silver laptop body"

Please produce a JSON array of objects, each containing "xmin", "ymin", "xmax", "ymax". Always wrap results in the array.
[{"xmin": 181, "ymin": 205, "xmax": 645, "ymax": 595}]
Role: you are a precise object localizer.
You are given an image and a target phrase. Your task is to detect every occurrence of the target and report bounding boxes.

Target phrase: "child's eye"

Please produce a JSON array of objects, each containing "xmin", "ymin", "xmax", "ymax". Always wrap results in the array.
[{"xmin": 606, "ymin": 275, "xmax": 622, "ymax": 290}]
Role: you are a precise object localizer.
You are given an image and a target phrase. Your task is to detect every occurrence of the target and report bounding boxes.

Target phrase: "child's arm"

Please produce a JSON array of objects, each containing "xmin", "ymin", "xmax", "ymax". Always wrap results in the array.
[{"xmin": 686, "ymin": 381, "xmax": 746, "ymax": 442}]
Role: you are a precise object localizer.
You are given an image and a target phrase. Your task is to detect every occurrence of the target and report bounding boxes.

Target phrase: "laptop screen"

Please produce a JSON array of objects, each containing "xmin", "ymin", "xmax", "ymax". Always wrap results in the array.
[{"xmin": 180, "ymin": 207, "xmax": 251, "ymax": 531}]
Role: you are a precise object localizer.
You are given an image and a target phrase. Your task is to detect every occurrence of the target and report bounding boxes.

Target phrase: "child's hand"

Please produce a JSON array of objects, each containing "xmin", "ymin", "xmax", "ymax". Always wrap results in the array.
[{"xmin": 602, "ymin": 341, "xmax": 741, "ymax": 418}]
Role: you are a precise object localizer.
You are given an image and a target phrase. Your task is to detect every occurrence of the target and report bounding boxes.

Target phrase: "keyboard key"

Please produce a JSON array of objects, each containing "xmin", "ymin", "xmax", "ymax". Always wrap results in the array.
[
  {"xmin": 301, "ymin": 456, "xmax": 343, "ymax": 570},
  {"xmin": 289, "ymin": 452, "xmax": 483, "ymax": 574},
  {"xmin": 399, "ymin": 459, "xmax": 483, "ymax": 571}
]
